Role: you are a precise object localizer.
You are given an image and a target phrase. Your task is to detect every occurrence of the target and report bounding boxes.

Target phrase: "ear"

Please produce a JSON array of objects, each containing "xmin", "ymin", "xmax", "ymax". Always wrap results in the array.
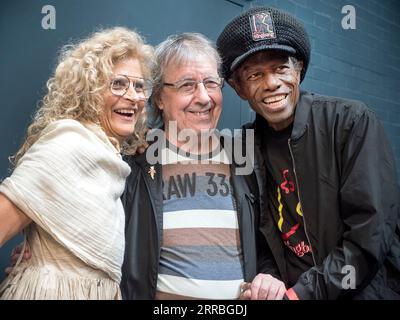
[
  {"xmin": 155, "ymin": 95, "xmax": 164, "ymax": 111},
  {"xmin": 296, "ymin": 60, "xmax": 304, "ymax": 79},
  {"xmin": 228, "ymin": 78, "xmax": 248, "ymax": 101}
]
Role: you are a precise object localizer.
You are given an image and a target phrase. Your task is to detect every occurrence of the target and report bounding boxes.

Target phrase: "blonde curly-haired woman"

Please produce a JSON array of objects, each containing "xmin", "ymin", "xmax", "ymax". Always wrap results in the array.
[{"xmin": 0, "ymin": 27, "xmax": 153, "ymax": 299}]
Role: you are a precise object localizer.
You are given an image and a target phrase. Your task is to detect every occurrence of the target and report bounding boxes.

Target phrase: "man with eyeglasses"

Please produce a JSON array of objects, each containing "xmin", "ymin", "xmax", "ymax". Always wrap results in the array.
[
  {"xmin": 217, "ymin": 6, "xmax": 400, "ymax": 300},
  {"xmin": 120, "ymin": 33, "xmax": 286, "ymax": 300}
]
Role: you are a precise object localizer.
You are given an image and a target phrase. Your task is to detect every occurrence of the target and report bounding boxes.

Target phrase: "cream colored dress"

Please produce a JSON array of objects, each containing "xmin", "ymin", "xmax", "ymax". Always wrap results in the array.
[{"xmin": 0, "ymin": 119, "xmax": 131, "ymax": 299}]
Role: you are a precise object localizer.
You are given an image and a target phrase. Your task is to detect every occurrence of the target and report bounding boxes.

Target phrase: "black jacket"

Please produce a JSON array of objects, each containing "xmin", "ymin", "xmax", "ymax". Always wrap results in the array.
[
  {"xmin": 245, "ymin": 91, "xmax": 400, "ymax": 299},
  {"xmin": 120, "ymin": 139, "xmax": 279, "ymax": 299}
]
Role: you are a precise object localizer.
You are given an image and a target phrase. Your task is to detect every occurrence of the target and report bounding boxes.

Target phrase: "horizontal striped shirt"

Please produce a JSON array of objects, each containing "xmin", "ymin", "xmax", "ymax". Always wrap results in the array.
[{"xmin": 156, "ymin": 146, "xmax": 244, "ymax": 299}]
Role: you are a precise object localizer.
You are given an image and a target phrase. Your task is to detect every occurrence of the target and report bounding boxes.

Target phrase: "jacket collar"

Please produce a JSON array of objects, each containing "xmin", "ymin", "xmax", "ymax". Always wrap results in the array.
[
  {"xmin": 134, "ymin": 148, "xmax": 164, "ymax": 231},
  {"xmin": 291, "ymin": 90, "xmax": 314, "ymax": 140},
  {"xmin": 134, "ymin": 147, "xmax": 163, "ymax": 194}
]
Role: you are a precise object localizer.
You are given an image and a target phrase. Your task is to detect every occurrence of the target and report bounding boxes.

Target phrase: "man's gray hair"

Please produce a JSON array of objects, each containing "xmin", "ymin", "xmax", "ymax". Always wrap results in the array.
[
  {"xmin": 290, "ymin": 55, "xmax": 303, "ymax": 73},
  {"xmin": 148, "ymin": 33, "xmax": 222, "ymax": 128}
]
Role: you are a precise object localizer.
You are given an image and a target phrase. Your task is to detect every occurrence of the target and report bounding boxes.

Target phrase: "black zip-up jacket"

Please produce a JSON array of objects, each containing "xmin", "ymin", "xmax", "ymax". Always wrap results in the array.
[
  {"xmin": 245, "ymin": 91, "xmax": 400, "ymax": 299},
  {"xmin": 120, "ymin": 139, "xmax": 279, "ymax": 299}
]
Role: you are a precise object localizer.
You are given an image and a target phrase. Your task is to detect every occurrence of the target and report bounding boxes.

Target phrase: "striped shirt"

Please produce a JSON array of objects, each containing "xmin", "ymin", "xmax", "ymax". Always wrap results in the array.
[{"xmin": 156, "ymin": 146, "xmax": 244, "ymax": 299}]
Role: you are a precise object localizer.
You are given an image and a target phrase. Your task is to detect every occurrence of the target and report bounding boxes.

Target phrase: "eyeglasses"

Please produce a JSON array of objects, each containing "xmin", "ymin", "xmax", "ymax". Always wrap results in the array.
[
  {"xmin": 110, "ymin": 74, "xmax": 152, "ymax": 100},
  {"xmin": 163, "ymin": 77, "xmax": 224, "ymax": 95}
]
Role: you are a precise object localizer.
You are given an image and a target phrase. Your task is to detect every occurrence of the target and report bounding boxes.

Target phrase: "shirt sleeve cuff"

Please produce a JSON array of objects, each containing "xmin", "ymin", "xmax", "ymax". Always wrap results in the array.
[{"xmin": 285, "ymin": 287, "xmax": 299, "ymax": 300}]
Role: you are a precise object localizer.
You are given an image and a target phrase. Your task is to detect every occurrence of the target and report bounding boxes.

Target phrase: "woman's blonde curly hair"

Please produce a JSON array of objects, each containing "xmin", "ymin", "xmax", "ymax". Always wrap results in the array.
[{"xmin": 12, "ymin": 26, "xmax": 154, "ymax": 167}]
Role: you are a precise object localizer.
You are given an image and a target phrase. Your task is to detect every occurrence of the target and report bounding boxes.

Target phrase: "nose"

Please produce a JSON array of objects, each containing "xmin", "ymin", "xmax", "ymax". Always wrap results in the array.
[
  {"xmin": 263, "ymin": 73, "xmax": 281, "ymax": 91},
  {"xmin": 124, "ymin": 83, "xmax": 141, "ymax": 102},
  {"xmin": 193, "ymin": 82, "xmax": 212, "ymax": 105}
]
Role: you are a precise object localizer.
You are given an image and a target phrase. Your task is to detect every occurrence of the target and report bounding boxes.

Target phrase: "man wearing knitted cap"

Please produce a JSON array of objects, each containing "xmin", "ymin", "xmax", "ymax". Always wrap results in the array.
[{"xmin": 217, "ymin": 6, "xmax": 400, "ymax": 300}]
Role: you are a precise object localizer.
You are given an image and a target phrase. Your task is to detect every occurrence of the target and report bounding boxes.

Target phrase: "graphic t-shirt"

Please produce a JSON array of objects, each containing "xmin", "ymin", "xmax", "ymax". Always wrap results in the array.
[
  {"xmin": 262, "ymin": 123, "xmax": 314, "ymax": 286},
  {"xmin": 156, "ymin": 144, "xmax": 245, "ymax": 299}
]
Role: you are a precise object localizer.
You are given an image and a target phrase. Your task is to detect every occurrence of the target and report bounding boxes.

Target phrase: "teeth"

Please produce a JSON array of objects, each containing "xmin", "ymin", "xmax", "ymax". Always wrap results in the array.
[
  {"xmin": 192, "ymin": 110, "xmax": 210, "ymax": 116},
  {"xmin": 264, "ymin": 94, "xmax": 287, "ymax": 104},
  {"xmin": 115, "ymin": 109, "xmax": 135, "ymax": 115}
]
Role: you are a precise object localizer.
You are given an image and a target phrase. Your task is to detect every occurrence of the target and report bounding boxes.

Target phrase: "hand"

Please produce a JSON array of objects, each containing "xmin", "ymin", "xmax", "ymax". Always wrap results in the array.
[
  {"xmin": 5, "ymin": 242, "xmax": 31, "ymax": 275},
  {"xmin": 239, "ymin": 273, "xmax": 286, "ymax": 300}
]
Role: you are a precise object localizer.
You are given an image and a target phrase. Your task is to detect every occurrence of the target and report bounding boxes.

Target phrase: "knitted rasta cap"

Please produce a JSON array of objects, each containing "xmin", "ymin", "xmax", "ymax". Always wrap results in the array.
[{"xmin": 217, "ymin": 6, "xmax": 311, "ymax": 82}]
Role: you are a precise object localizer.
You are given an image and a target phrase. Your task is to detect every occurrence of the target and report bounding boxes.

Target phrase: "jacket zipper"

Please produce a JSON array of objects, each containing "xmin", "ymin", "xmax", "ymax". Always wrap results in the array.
[
  {"xmin": 232, "ymin": 163, "xmax": 253, "ymax": 281},
  {"xmin": 245, "ymin": 193, "xmax": 255, "ymax": 259},
  {"xmin": 288, "ymin": 139, "xmax": 317, "ymax": 268}
]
